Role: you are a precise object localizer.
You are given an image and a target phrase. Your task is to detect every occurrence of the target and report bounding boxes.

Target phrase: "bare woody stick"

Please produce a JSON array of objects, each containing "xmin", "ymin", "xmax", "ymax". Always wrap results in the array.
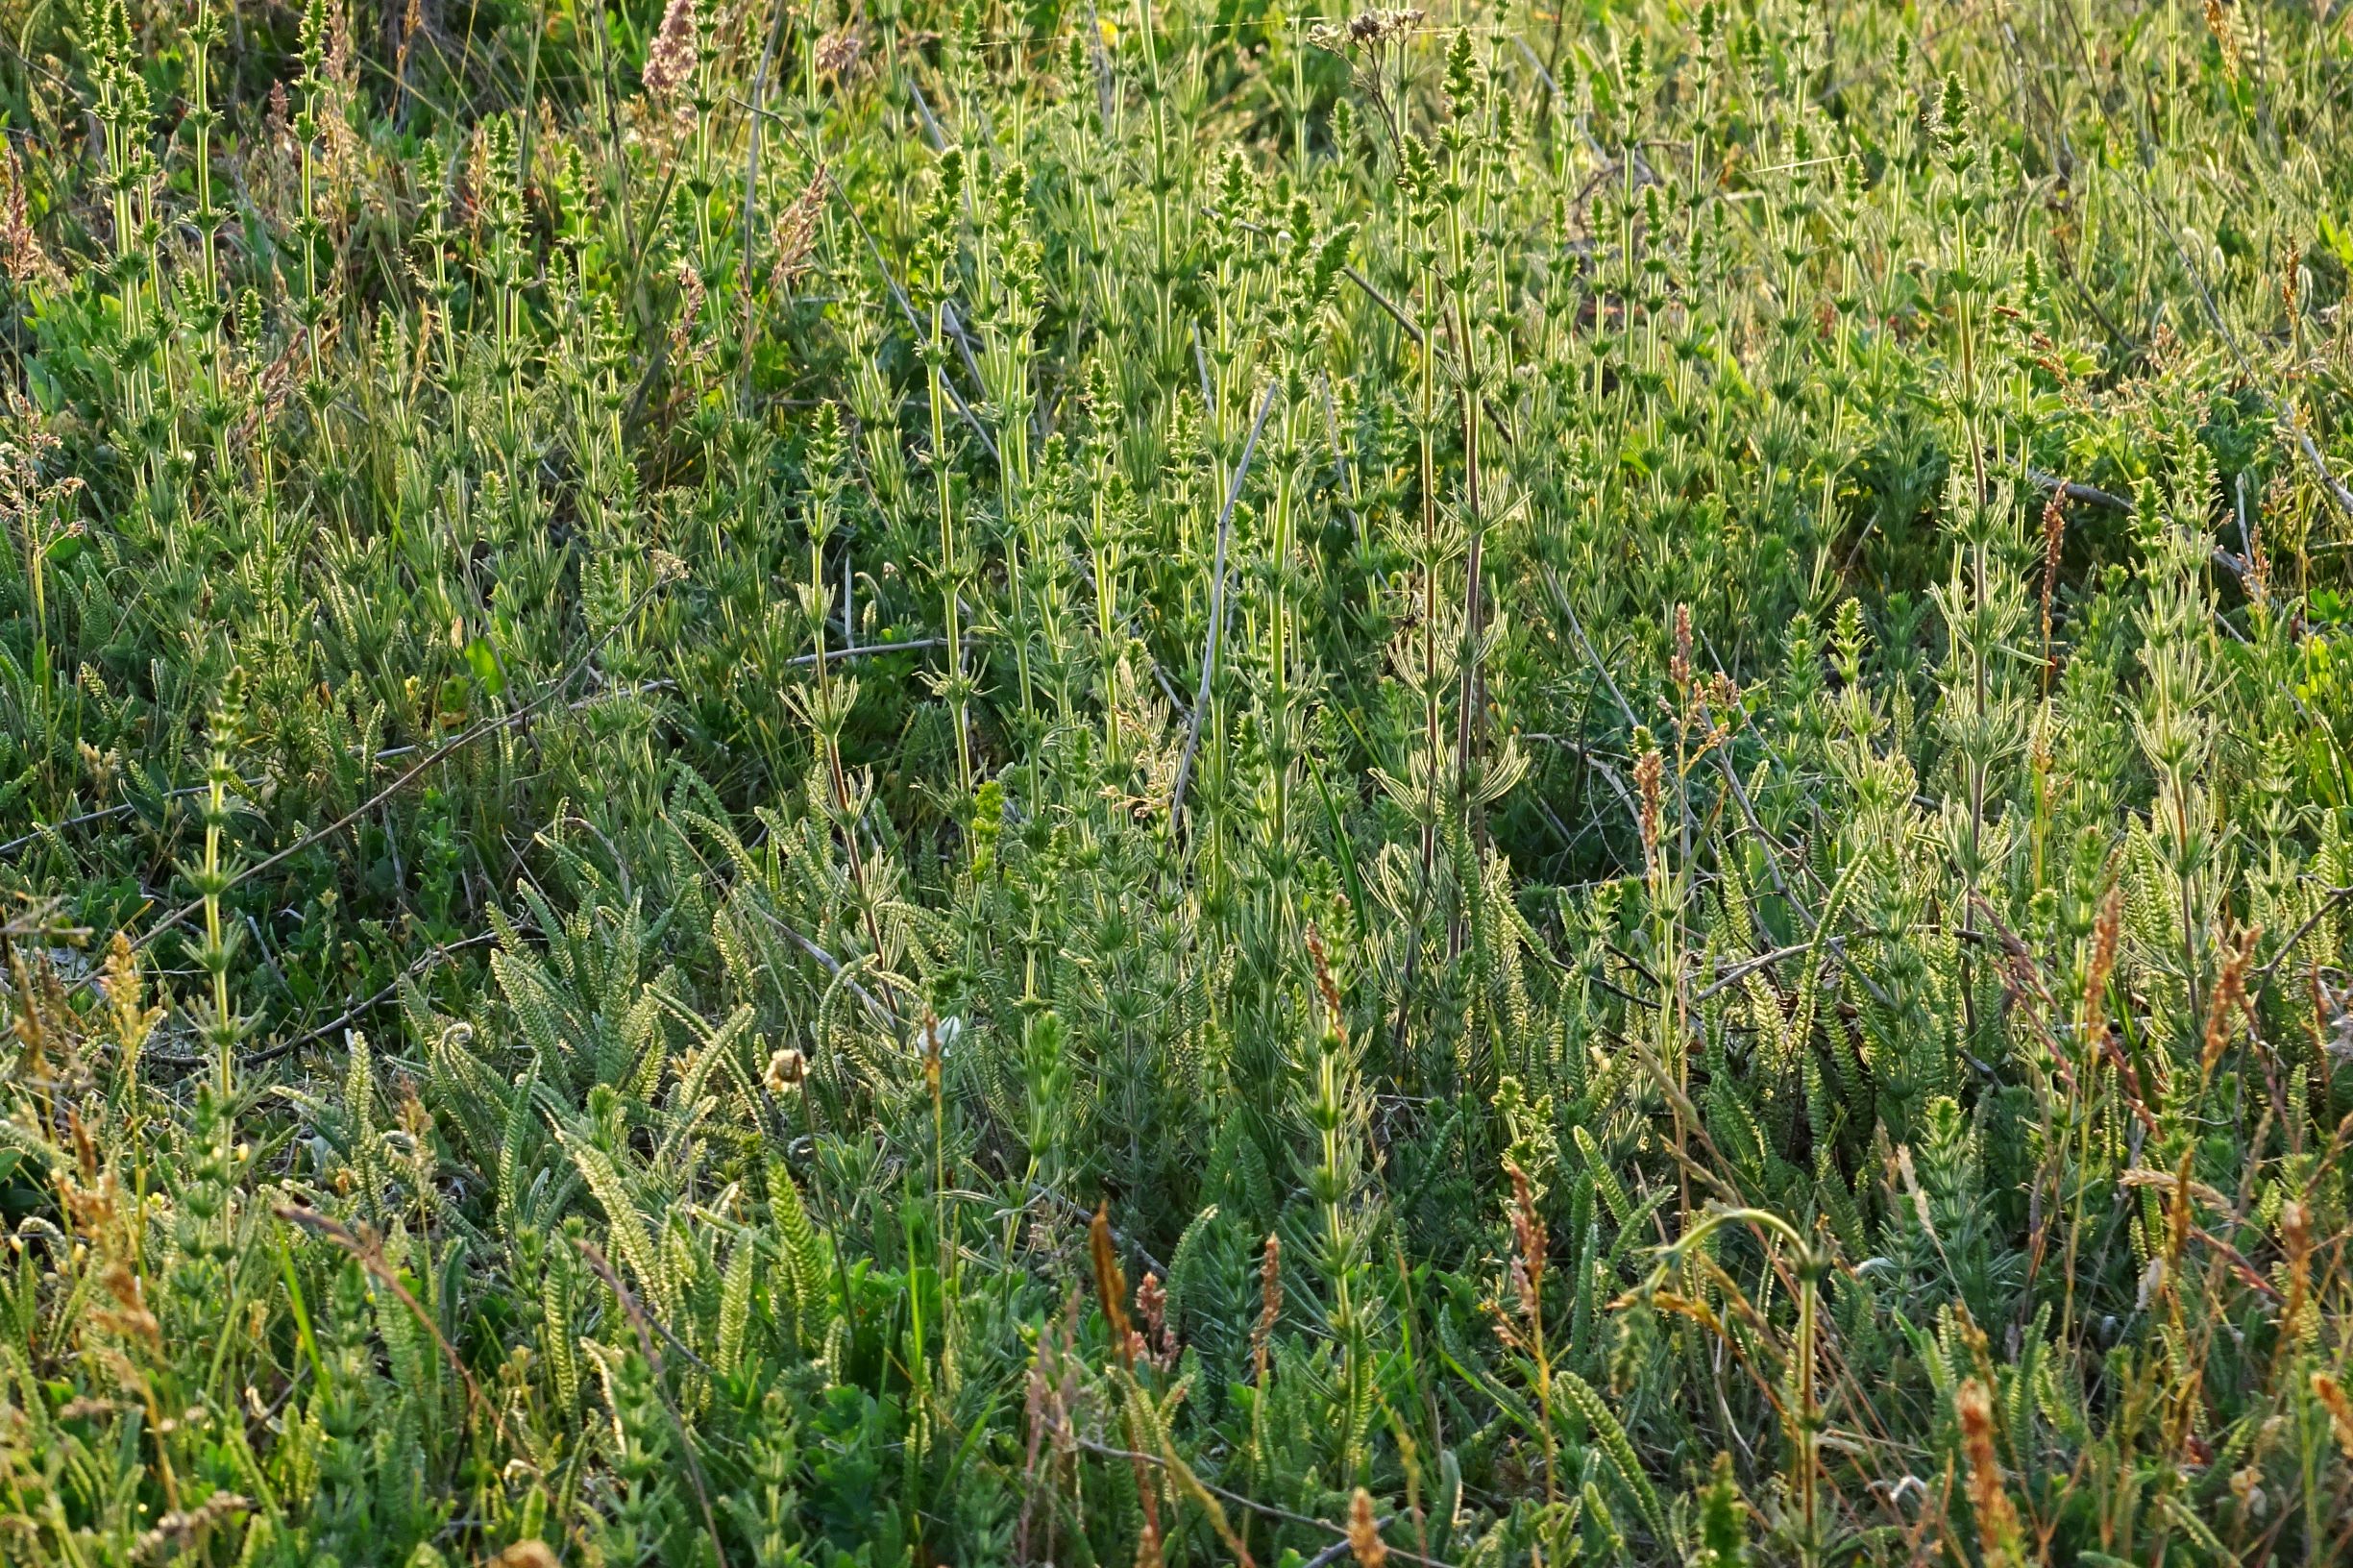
[{"xmin": 1169, "ymin": 379, "xmax": 1279, "ymax": 834}]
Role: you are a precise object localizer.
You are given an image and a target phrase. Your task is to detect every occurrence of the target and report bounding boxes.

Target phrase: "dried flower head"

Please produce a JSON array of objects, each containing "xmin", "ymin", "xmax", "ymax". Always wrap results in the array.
[
  {"xmin": 1089, "ymin": 1204, "xmax": 1133, "ymax": 1366},
  {"xmin": 1956, "ymin": 1377, "xmax": 2022, "ymax": 1565},
  {"xmin": 1503, "ymin": 1158, "xmax": 1544, "ymax": 1321},
  {"xmin": 94, "ymin": 1261, "xmax": 163, "ymax": 1350},
  {"xmin": 100, "ymin": 933, "xmax": 164, "ymax": 1059},
  {"xmin": 643, "ymin": 0, "xmax": 699, "ymax": 99},
  {"xmin": 2198, "ymin": 922, "xmax": 2260, "ymax": 1081},
  {"xmin": 1250, "ymin": 1232, "xmax": 1282, "ymax": 1379},
  {"xmin": 0, "ymin": 142, "xmax": 57, "ymax": 286},
  {"xmin": 1633, "ymin": 739, "xmax": 1666, "ymax": 861},
  {"xmin": 815, "ymin": 27, "xmax": 865, "ymax": 80},
  {"xmin": 488, "ymin": 1544, "xmax": 562, "ymax": 1568},
  {"xmin": 133, "ymin": 1491, "xmax": 252, "ymax": 1562},
  {"xmin": 1347, "ymin": 1488, "xmax": 1387, "ymax": 1567},
  {"xmin": 1134, "ymin": 1270, "xmax": 1176, "ymax": 1370},
  {"xmin": 2083, "ymin": 884, "xmax": 2121, "ymax": 1030},
  {"xmin": 1311, "ymin": 8, "xmax": 1424, "ymax": 47},
  {"xmin": 1305, "ymin": 922, "xmax": 1345, "ymax": 1023},
  {"xmin": 2204, "ymin": 0, "xmax": 2244, "ymax": 78},
  {"xmin": 2313, "ymin": 1371, "xmax": 2353, "ymax": 1462},
  {"xmin": 767, "ymin": 167, "xmax": 829, "ymax": 294},
  {"xmin": 2039, "ymin": 486, "xmax": 2067, "ymax": 665},
  {"xmin": 670, "ymin": 259, "xmax": 707, "ymax": 359}
]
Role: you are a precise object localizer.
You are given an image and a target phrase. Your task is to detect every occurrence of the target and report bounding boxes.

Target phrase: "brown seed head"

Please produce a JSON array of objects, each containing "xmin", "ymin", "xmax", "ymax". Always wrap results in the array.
[
  {"xmin": 1504, "ymin": 1158, "xmax": 1544, "ymax": 1297},
  {"xmin": 1633, "ymin": 745, "xmax": 1665, "ymax": 860},
  {"xmin": 2039, "ymin": 487, "xmax": 2066, "ymax": 664},
  {"xmin": 1956, "ymin": 1377, "xmax": 2023, "ymax": 1565},
  {"xmin": 1089, "ymin": 1205, "xmax": 1133, "ymax": 1366},
  {"xmin": 1348, "ymin": 1488, "xmax": 1387, "ymax": 1567},
  {"xmin": 2084, "ymin": 884, "xmax": 2121, "ymax": 1032},
  {"xmin": 1251, "ymin": 1233, "xmax": 1283, "ymax": 1377},
  {"xmin": 1306, "ymin": 922, "xmax": 1345, "ymax": 1024},
  {"xmin": 2313, "ymin": 1371, "xmax": 2353, "ymax": 1462},
  {"xmin": 2199, "ymin": 922, "xmax": 2261, "ymax": 1081}
]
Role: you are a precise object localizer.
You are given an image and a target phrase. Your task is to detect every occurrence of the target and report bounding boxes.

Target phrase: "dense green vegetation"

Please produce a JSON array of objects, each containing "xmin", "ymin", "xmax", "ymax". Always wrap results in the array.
[{"xmin": 8, "ymin": 0, "xmax": 2353, "ymax": 1558}]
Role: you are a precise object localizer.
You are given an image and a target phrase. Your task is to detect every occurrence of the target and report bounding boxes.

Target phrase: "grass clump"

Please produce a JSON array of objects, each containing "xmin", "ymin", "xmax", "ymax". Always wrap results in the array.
[{"xmin": 8, "ymin": 0, "xmax": 2353, "ymax": 1561}]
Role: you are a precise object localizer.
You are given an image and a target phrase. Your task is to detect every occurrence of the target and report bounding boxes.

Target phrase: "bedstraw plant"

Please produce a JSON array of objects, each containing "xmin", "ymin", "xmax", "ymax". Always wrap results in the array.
[{"xmin": 8, "ymin": 0, "xmax": 2353, "ymax": 1562}]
